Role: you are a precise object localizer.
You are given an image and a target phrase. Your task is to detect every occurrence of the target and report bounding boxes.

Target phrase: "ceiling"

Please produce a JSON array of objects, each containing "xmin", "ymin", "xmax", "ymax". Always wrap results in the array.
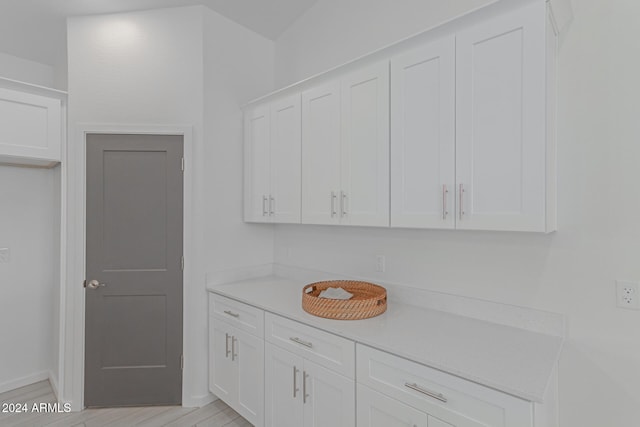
[{"xmin": 0, "ymin": 0, "xmax": 319, "ymax": 66}]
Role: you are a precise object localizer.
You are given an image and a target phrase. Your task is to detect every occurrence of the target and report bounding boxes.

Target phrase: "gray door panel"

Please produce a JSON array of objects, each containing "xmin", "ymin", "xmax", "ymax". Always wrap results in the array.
[{"xmin": 85, "ymin": 134, "xmax": 183, "ymax": 407}]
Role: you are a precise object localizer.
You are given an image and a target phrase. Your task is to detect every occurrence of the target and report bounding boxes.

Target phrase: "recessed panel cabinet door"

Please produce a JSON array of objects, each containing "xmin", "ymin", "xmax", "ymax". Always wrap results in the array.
[
  {"xmin": 341, "ymin": 62, "xmax": 390, "ymax": 227},
  {"xmin": 390, "ymin": 36, "xmax": 456, "ymax": 229},
  {"xmin": 302, "ymin": 82, "xmax": 342, "ymax": 225},
  {"xmin": 235, "ymin": 328, "xmax": 265, "ymax": 426},
  {"xmin": 456, "ymin": 1, "xmax": 547, "ymax": 232},
  {"xmin": 357, "ymin": 385, "xmax": 428, "ymax": 427},
  {"xmin": 270, "ymin": 94, "xmax": 302, "ymax": 223},
  {"xmin": 209, "ymin": 321, "xmax": 236, "ymax": 403},
  {"xmin": 303, "ymin": 360, "xmax": 355, "ymax": 427},
  {"xmin": 244, "ymin": 104, "xmax": 271, "ymax": 222},
  {"xmin": 265, "ymin": 344, "xmax": 304, "ymax": 427}
]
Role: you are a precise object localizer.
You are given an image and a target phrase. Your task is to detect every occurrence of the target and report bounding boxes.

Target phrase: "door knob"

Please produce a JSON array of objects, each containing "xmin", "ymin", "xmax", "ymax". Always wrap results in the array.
[{"xmin": 85, "ymin": 279, "xmax": 106, "ymax": 289}]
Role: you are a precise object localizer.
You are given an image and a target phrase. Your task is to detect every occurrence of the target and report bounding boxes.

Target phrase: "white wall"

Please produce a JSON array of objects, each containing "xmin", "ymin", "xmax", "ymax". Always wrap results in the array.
[
  {"xmin": 0, "ymin": 166, "xmax": 57, "ymax": 393},
  {"xmin": 0, "ymin": 51, "xmax": 55, "ymax": 87},
  {"xmin": 0, "ymin": 52, "xmax": 60, "ymax": 394},
  {"xmin": 65, "ymin": 5, "xmax": 274, "ymax": 407},
  {"xmin": 273, "ymin": 0, "xmax": 640, "ymax": 425}
]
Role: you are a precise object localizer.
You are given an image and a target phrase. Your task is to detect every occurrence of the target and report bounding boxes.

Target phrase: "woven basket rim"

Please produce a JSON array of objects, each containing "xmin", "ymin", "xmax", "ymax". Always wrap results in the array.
[{"xmin": 302, "ymin": 280, "xmax": 387, "ymax": 320}]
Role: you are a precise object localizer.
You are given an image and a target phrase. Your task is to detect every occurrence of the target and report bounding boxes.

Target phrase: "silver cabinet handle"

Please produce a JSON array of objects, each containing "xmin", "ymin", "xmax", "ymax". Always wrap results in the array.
[
  {"xmin": 459, "ymin": 184, "xmax": 465, "ymax": 220},
  {"xmin": 269, "ymin": 195, "xmax": 275, "ymax": 216},
  {"xmin": 293, "ymin": 366, "xmax": 299, "ymax": 398},
  {"xmin": 303, "ymin": 371, "xmax": 309, "ymax": 404},
  {"xmin": 442, "ymin": 184, "xmax": 449, "ymax": 220},
  {"xmin": 331, "ymin": 191, "xmax": 337, "ymax": 218},
  {"xmin": 340, "ymin": 191, "xmax": 347, "ymax": 217},
  {"xmin": 262, "ymin": 195, "xmax": 268, "ymax": 216},
  {"xmin": 404, "ymin": 382, "xmax": 447, "ymax": 403},
  {"xmin": 289, "ymin": 337, "xmax": 313, "ymax": 348},
  {"xmin": 231, "ymin": 336, "xmax": 237, "ymax": 361},
  {"xmin": 225, "ymin": 333, "xmax": 231, "ymax": 358},
  {"xmin": 224, "ymin": 310, "xmax": 239, "ymax": 318}
]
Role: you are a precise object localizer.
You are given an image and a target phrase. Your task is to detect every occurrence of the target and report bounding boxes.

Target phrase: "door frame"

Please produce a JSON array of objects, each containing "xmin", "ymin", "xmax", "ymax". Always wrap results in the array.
[{"xmin": 60, "ymin": 124, "xmax": 194, "ymax": 411}]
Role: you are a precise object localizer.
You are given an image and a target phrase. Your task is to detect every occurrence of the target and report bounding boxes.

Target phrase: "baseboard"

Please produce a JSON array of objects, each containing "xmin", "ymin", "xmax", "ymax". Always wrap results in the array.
[
  {"xmin": 0, "ymin": 371, "xmax": 50, "ymax": 394},
  {"xmin": 182, "ymin": 392, "xmax": 217, "ymax": 408},
  {"xmin": 48, "ymin": 370, "xmax": 60, "ymax": 401}
]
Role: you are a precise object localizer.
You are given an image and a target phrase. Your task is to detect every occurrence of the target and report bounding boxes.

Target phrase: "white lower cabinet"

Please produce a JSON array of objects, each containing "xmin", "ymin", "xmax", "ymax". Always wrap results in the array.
[
  {"xmin": 209, "ymin": 317, "xmax": 264, "ymax": 426},
  {"xmin": 356, "ymin": 344, "xmax": 533, "ymax": 427},
  {"xmin": 265, "ymin": 343, "xmax": 355, "ymax": 427},
  {"xmin": 209, "ymin": 293, "xmax": 552, "ymax": 427},
  {"xmin": 264, "ymin": 312, "xmax": 356, "ymax": 427},
  {"xmin": 357, "ymin": 384, "xmax": 428, "ymax": 427}
]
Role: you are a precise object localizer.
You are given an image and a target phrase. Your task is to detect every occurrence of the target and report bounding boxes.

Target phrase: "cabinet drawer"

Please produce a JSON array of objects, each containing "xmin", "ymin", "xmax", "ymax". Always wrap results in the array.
[
  {"xmin": 265, "ymin": 312, "xmax": 355, "ymax": 378},
  {"xmin": 210, "ymin": 293, "xmax": 264, "ymax": 338},
  {"xmin": 356, "ymin": 344, "xmax": 532, "ymax": 427}
]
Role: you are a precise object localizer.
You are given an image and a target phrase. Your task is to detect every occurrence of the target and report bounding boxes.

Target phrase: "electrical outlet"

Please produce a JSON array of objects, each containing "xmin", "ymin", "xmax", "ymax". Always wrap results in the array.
[
  {"xmin": 616, "ymin": 280, "xmax": 640, "ymax": 310},
  {"xmin": 375, "ymin": 255, "xmax": 386, "ymax": 273},
  {"xmin": 0, "ymin": 248, "xmax": 9, "ymax": 263}
]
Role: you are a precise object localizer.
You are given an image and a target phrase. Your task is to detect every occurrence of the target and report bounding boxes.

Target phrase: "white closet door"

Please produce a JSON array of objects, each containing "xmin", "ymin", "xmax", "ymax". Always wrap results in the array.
[
  {"xmin": 340, "ymin": 61, "xmax": 390, "ymax": 227},
  {"xmin": 456, "ymin": 1, "xmax": 547, "ymax": 232},
  {"xmin": 301, "ymin": 82, "xmax": 342, "ymax": 225},
  {"xmin": 244, "ymin": 103, "xmax": 272, "ymax": 222},
  {"xmin": 390, "ymin": 36, "xmax": 456, "ymax": 229},
  {"xmin": 270, "ymin": 94, "xmax": 302, "ymax": 223}
]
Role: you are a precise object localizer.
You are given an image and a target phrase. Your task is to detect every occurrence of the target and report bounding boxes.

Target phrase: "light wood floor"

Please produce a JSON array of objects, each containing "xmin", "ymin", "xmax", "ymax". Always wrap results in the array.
[{"xmin": 0, "ymin": 381, "xmax": 251, "ymax": 427}]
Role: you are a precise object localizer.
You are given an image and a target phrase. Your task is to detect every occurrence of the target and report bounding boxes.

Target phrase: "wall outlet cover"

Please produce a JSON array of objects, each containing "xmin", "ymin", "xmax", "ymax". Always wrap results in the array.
[{"xmin": 616, "ymin": 280, "xmax": 640, "ymax": 310}]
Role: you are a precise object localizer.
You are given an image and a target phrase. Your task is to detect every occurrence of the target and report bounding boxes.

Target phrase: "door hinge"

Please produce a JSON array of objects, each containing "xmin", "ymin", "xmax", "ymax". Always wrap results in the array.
[
  {"xmin": 83, "ymin": 279, "xmax": 87, "ymax": 288},
  {"xmin": 181, "ymin": 157, "xmax": 184, "ymax": 172},
  {"xmin": 181, "ymin": 354, "xmax": 184, "ymax": 370},
  {"xmin": 181, "ymin": 256, "xmax": 184, "ymax": 271}
]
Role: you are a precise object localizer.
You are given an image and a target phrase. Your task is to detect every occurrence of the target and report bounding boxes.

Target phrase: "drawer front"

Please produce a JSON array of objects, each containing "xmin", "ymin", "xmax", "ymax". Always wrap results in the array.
[
  {"xmin": 265, "ymin": 312, "xmax": 355, "ymax": 378},
  {"xmin": 356, "ymin": 344, "xmax": 533, "ymax": 427},
  {"xmin": 210, "ymin": 293, "xmax": 264, "ymax": 338}
]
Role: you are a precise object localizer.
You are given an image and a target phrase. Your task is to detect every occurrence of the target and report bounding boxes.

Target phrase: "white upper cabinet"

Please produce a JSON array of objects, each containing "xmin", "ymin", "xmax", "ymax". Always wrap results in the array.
[
  {"xmin": 301, "ymin": 82, "xmax": 342, "ymax": 225},
  {"xmin": 340, "ymin": 62, "xmax": 390, "ymax": 227},
  {"xmin": 302, "ymin": 62, "xmax": 390, "ymax": 227},
  {"xmin": 390, "ymin": 36, "xmax": 456, "ymax": 229},
  {"xmin": 455, "ymin": 1, "xmax": 552, "ymax": 232},
  {"xmin": 244, "ymin": 0, "xmax": 560, "ymax": 233},
  {"xmin": 244, "ymin": 94, "xmax": 301, "ymax": 224},
  {"xmin": 244, "ymin": 103, "xmax": 271, "ymax": 222},
  {"xmin": 0, "ymin": 86, "xmax": 63, "ymax": 167},
  {"xmin": 271, "ymin": 95, "xmax": 302, "ymax": 223}
]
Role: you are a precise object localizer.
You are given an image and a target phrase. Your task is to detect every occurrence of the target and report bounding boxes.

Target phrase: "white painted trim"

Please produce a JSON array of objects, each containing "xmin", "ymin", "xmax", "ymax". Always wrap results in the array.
[
  {"xmin": 183, "ymin": 393, "xmax": 217, "ymax": 408},
  {"xmin": 49, "ymin": 370, "xmax": 60, "ymax": 402},
  {"xmin": 60, "ymin": 123, "xmax": 195, "ymax": 411},
  {"xmin": 0, "ymin": 371, "xmax": 50, "ymax": 394}
]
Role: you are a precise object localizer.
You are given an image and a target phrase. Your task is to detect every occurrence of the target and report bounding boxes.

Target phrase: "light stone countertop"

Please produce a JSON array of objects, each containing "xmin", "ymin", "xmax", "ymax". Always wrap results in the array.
[{"xmin": 207, "ymin": 275, "xmax": 563, "ymax": 403}]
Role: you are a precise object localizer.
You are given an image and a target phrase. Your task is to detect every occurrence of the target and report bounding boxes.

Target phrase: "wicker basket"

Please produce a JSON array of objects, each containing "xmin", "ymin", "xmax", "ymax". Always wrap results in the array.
[{"xmin": 302, "ymin": 280, "xmax": 387, "ymax": 320}]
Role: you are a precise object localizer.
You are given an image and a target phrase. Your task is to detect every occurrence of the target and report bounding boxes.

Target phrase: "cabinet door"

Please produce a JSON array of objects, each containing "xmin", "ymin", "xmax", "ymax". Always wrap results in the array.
[
  {"xmin": 265, "ymin": 343, "xmax": 304, "ymax": 427},
  {"xmin": 301, "ymin": 82, "xmax": 342, "ymax": 225},
  {"xmin": 390, "ymin": 37, "xmax": 456, "ymax": 229},
  {"xmin": 244, "ymin": 103, "xmax": 271, "ymax": 223},
  {"xmin": 271, "ymin": 94, "xmax": 302, "ymax": 224},
  {"xmin": 456, "ymin": 1, "xmax": 547, "ymax": 232},
  {"xmin": 0, "ymin": 87, "xmax": 61, "ymax": 166},
  {"xmin": 357, "ymin": 385, "xmax": 427, "ymax": 427},
  {"xmin": 428, "ymin": 416, "xmax": 455, "ymax": 427},
  {"xmin": 340, "ymin": 62, "xmax": 390, "ymax": 227},
  {"xmin": 235, "ymin": 328, "xmax": 265, "ymax": 426},
  {"xmin": 209, "ymin": 320, "xmax": 236, "ymax": 403},
  {"xmin": 303, "ymin": 360, "xmax": 355, "ymax": 427}
]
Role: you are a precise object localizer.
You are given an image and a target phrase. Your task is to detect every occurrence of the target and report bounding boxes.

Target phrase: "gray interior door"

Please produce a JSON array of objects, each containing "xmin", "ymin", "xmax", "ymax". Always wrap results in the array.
[{"xmin": 84, "ymin": 134, "xmax": 184, "ymax": 407}]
